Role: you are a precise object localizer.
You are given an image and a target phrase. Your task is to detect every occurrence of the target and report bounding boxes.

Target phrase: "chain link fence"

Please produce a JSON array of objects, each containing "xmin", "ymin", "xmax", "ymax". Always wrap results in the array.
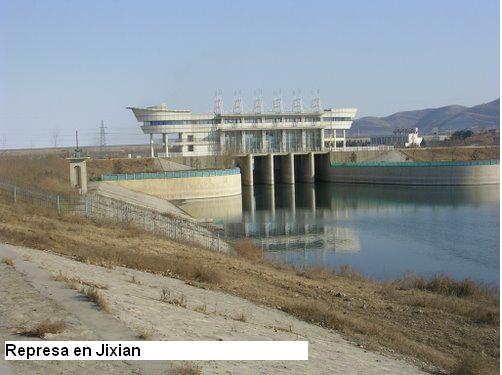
[{"xmin": 0, "ymin": 180, "xmax": 230, "ymax": 254}]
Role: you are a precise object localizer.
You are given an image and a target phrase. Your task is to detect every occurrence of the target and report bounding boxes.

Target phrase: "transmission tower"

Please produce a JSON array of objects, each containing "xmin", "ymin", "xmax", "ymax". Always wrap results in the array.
[
  {"xmin": 253, "ymin": 89, "xmax": 264, "ymax": 113},
  {"xmin": 233, "ymin": 90, "xmax": 243, "ymax": 114},
  {"xmin": 213, "ymin": 89, "xmax": 223, "ymax": 114},
  {"xmin": 292, "ymin": 90, "xmax": 304, "ymax": 113},
  {"xmin": 273, "ymin": 90, "xmax": 283, "ymax": 113},
  {"xmin": 99, "ymin": 120, "xmax": 107, "ymax": 156},
  {"xmin": 311, "ymin": 89, "xmax": 322, "ymax": 112}
]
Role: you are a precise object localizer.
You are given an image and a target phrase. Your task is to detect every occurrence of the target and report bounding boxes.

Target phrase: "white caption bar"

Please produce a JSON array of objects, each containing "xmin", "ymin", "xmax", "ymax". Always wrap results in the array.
[{"xmin": 5, "ymin": 341, "xmax": 308, "ymax": 361}]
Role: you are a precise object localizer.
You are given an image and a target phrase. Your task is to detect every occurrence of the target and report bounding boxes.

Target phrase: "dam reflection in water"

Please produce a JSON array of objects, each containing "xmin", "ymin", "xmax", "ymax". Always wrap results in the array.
[{"xmin": 179, "ymin": 184, "xmax": 500, "ymax": 284}]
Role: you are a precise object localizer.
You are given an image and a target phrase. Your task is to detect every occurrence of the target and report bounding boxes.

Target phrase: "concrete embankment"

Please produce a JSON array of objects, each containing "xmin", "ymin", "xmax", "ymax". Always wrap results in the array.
[
  {"xmin": 318, "ymin": 159, "xmax": 500, "ymax": 186},
  {"xmin": 99, "ymin": 168, "xmax": 242, "ymax": 200}
]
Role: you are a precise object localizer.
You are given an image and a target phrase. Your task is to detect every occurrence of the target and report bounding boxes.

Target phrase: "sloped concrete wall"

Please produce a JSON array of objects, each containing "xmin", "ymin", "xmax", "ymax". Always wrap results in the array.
[
  {"xmin": 317, "ymin": 158, "xmax": 499, "ymax": 186},
  {"xmin": 106, "ymin": 173, "xmax": 242, "ymax": 200}
]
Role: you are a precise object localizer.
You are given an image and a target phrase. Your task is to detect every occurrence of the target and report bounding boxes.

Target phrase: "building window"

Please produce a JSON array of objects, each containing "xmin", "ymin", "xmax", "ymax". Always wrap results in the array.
[
  {"xmin": 244, "ymin": 118, "xmax": 262, "ymax": 123},
  {"xmin": 187, "ymin": 135, "xmax": 194, "ymax": 142},
  {"xmin": 224, "ymin": 118, "xmax": 242, "ymax": 124},
  {"xmin": 188, "ymin": 145, "xmax": 194, "ymax": 151},
  {"xmin": 322, "ymin": 117, "xmax": 352, "ymax": 122}
]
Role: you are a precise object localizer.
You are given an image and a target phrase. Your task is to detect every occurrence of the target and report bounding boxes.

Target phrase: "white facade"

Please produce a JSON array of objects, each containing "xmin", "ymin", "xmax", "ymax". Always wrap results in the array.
[{"xmin": 128, "ymin": 103, "xmax": 357, "ymax": 157}]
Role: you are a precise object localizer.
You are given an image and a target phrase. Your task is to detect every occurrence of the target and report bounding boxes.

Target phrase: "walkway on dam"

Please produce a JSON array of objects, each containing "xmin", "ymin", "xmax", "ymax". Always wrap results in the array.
[{"xmin": 89, "ymin": 181, "xmax": 191, "ymax": 219}]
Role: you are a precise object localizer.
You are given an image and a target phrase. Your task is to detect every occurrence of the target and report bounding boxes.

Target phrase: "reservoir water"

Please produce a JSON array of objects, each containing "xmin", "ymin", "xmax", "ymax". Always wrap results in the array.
[{"xmin": 179, "ymin": 184, "xmax": 500, "ymax": 285}]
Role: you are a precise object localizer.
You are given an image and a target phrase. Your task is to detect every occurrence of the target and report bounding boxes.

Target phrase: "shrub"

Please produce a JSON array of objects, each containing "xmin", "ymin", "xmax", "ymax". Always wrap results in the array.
[
  {"xmin": 1, "ymin": 257, "xmax": 14, "ymax": 266},
  {"xmin": 80, "ymin": 286, "xmax": 109, "ymax": 312},
  {"xmin": 20, "ymin": 320, "xmax": 67, "ymax": 338},
  {"xmin": 233, "ymin": 238, "xmax": 261, "ymax": 261}
]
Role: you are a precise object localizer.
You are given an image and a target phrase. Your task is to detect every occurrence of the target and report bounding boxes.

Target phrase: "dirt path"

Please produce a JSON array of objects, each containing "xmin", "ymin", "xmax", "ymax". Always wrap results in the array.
[{"xmin": 0, "ymin": 243, "xmax": 426, "ymax": 374}]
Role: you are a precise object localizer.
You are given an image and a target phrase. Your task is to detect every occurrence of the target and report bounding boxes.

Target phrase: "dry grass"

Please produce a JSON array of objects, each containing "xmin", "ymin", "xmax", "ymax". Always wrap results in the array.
[
  {"xmin": 233, "ymin": 238, "xmax": 261, "ymax": 260},
  {"xmin": 136, "ymin": 328, "xmax": 153, "ymax": 340},
  {"xmin": 452, "ymin": 354, "xmax": 492, "ymax": 375},
  {"xmin": 193, "ymin": 304, "xmax": 208, "ymax": 314},
  {"xmin": 128, "ymin": 275, "xmax": 141, "ymax": 284},
  {"xmin": 79, "ymin": 286, "xmax": 109, "ymax": 312},
  {"xmin": 160, "ymin": 288, "xmax": 187, "ymax": 308},
  {"xmin": 401, "ymin": 146, "xmax": 499, "ymax": 162},
  {"xmin": 0, "ymin": 199, "xmax": 499, "ymax": 374},
  {"xmin": 172, "ymin": 362, "xmax": 202, "ymax": 375},
  {"xmin": 51, "ymin": 272, "xmax": 107, "ymax": 290},
  {"xmin": 87, "ymin": 158, "xmax": 160, "ymax": 180},
  {"xmin": 397, "ymin": 273, "xmax": 497, "ymax": 299},
  {"xmin": 1, "ymin": 257, "xmax": 14, "ymax": 266},
  {"xmin": 19, "ymin": 319, "xmax": 67, "ymax": 338},
  {"xmin": 232, "ymin": 312, "xmax": 247, "ymax": 322},
  {"xmin": 0, "ymin": 155, "xmax": 73, "ymax": 194}
]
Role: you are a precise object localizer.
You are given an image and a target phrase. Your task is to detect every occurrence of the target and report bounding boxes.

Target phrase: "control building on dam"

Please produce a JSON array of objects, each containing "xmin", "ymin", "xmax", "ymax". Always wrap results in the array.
[{"xmin": 128, "ymin": 99, "xmax": 357, "ymax": 186}]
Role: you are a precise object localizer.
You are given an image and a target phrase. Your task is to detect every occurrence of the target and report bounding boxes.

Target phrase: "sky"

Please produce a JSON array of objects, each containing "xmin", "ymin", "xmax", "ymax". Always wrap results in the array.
[{"xmin": 0, "ymin": 0, "xmax": 499, "ymax": 148}]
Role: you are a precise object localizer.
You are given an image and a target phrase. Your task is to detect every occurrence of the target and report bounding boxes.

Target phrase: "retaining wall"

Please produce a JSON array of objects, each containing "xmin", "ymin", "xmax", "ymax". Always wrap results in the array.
[
  {"xmin": 318, "ymin": 160, "xmax": 500, "ymax": 186},
  {"xmin": 101, "ymin": 169, "xmax": 242, "ymax": 200}
]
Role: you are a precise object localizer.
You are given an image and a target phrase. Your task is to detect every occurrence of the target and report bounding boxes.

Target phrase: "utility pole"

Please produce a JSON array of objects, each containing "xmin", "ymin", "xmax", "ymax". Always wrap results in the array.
[{"xmin": 99, "ymin": 120, "xmax": 107, "ymax": 157}]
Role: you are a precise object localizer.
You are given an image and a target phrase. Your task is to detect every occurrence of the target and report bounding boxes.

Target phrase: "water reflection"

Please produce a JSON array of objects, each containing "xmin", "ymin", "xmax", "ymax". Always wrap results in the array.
[{"xmin": 181, "ymin": 183, "xmax": 500, "ymax": 284}]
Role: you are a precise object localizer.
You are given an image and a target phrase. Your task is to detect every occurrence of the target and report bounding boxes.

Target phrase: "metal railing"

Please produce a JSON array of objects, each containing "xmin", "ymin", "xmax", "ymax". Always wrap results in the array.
[
  {"xmin": 99, "ymin": 168, "xmax": 240, "ymax": 181},
  {"xmin": 0, "ymin": 180, "xmax": 231, "ymax": 253},
  {"xmin": 331, "ymin": 160, "xmax": 500, "ymax": 168}
]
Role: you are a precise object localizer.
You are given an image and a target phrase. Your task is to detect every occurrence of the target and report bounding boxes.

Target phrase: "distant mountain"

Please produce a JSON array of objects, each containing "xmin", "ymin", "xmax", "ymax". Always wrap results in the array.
[{"xmin": 351, "ymin": 99, "xmax": 500, "ymax": 136}]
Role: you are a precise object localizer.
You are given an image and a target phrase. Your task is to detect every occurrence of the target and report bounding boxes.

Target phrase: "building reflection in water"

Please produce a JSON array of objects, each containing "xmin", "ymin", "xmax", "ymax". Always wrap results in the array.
[
  {"xmin": 178, "ymin": 182, "xmax": 499, "ymax": 264},
  {"xmin": 178, "ymin": 183, "xmax": 499, "ymax": 281}
]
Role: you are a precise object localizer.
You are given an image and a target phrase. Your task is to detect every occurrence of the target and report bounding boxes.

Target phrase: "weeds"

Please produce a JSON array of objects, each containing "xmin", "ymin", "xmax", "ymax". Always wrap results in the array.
[
  {"xmin": 1, "ymin": 257, "xmax": 14, "ymax": 266},
  {"xmin": 19, "ymin": 320, "xmax": 67, "ymax": 338},
  {"xmin": 452, "ymin": 353, "xmax": 489, "ymax": 375},
  {"xmin": 136, "ymin": 328, "xmax": 153, "ymax": 340},
  {"xmin": 51, "ymin": 272, "xmax": 107, "ymax": 290},
  {"xmin": 172, "ymin": 362, "xmax": 202, "ymax": 375},
  {"xmin": 80, "ymin": 286, "xmax": 109, "ymax": 312},
  {"xmin": 234, "ymin": 238, "xmax": 261, "ymax": 260},
  {"xmin": 232, "ymin": 313, "xmax": 247, "ymax": 322},
  {"xmin": 396, "ymin": 273, "xmax": 497, "ymax": 300},
  {"xmin": 160, "ymin": 288, "xmax": 187, "ymax": 308}
]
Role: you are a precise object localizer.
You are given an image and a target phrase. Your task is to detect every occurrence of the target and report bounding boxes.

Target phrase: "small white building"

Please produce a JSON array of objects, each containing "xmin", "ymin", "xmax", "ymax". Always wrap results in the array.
[{"xmin": 405, "ymin": 128, "xmax": 423, "ymax": 148}]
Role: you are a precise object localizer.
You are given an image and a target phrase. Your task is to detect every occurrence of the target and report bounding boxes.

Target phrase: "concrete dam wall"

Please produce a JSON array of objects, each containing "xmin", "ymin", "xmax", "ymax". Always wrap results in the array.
[
  {"xmin": 99, "ymin": 169, "xmax": 242, "ymax": 200},
  {"xmin": 317, "ymin": 159, "xmax": 500, "ymax": 186}
]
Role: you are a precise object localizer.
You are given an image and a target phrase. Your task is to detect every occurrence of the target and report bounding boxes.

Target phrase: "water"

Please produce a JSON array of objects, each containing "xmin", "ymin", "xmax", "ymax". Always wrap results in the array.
[{"xmin": 179, "ymin": 183, "xmax": 500, "ymax": 285}]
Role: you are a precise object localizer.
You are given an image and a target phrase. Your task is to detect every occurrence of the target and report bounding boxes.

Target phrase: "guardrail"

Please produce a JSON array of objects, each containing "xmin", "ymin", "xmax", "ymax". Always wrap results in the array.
[
  {"xmin": 0, "ymin": 179, "xmax": 230, "ymax": 253},
  {"xmin": 331, "ymin": 160, "xmax": 500, "ymax": 168},
  {"xmin": 98, "ymin": 168, "xmax": 240, "ymax": 181}
]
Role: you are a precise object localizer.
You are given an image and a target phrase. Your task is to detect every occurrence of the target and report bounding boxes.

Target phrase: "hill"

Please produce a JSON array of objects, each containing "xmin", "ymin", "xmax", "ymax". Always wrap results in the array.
[{"xmin": 351, "ymin": 99, "xmax": 500, "ymax": 135}]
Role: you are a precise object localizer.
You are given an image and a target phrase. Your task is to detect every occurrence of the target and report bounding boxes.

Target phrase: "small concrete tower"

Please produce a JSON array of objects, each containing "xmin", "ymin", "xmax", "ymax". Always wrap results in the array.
[
  {"xmin": 67, "ymin": 131, "xmax": 89, "ymax": 194},
  {"xmin": 68, "ymin": 157, "xmax": 89, "ymax": 194}
]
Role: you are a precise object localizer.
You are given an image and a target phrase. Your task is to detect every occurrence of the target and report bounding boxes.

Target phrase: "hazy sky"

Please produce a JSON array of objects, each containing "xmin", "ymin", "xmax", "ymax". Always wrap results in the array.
[{"xmin": 0, "ymin": 0, "xmax": 499, "ymax": 148}]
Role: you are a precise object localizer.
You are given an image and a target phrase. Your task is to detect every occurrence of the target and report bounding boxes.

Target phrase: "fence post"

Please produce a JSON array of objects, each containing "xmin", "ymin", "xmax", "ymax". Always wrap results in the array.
[
  {"xmin": 13, "ymin": 184, "xmax": 17, "ymax": 204},
  {"xmin": 84, "ymin": 196, "xmax": 89, "ymax": 218},
  {"xmin": 56, "ymin": 194, "xmax": 61, "ymax": 215}
]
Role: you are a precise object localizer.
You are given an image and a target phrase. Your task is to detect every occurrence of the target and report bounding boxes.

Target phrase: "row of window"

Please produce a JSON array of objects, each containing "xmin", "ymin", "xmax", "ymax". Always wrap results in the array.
[
  {"xmin": 322, "ymin": 117, "xmax": 352, "ymax": 122},
  {"xmin": 149, "ymin": 116, "xmax": 351, "ymax": 126},
  {"xmin": 150, "ymin": 120, "xmax": 219, "ymax": 125}
]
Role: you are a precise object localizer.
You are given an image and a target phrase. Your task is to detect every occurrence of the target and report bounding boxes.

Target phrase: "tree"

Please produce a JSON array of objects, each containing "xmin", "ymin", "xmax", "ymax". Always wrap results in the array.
[
  {"xmin": 451, "ymin": 130, "xmax": 473, "ymax": 141},
  {"xmin": 52, "ymin": 127, "xmax": 61, "ymax": 147}
]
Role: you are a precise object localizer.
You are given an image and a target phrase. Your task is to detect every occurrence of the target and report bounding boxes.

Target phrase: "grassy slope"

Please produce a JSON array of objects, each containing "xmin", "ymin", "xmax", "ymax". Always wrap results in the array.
[
  {"xmin": 401, "ymin": 146, "xmax": 499, "ymax": 162},
  {"xmin": 0, "ymin": 202, "xmax": 498, "ymax": 375}
]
